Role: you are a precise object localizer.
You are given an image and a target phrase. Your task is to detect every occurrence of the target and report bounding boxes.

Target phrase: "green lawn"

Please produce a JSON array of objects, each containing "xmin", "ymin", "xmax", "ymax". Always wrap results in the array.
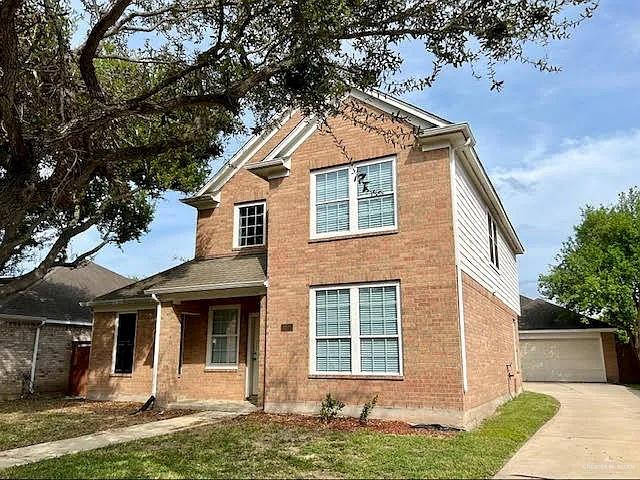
[
  {"xmin": 2, "ymin": 392, "xmax": 558, "ymax": 479},
  {"xmin": 0, "ymin": 398, "xmax": 189, "ymax": 451},
  {"xmin": 626, "ymin": 384, "xmax": 640, "ymax": 390}
]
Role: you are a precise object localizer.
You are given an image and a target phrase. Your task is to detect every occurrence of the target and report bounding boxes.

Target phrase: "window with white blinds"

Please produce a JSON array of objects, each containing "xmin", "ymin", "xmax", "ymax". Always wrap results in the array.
[
  {"xmin": 310, "ymin": 282, "xmax": 402, "ymax": 376},
  {"xmin": 310, "ymin": 156, "xmax": 397, "ymax": 238},
  {"xmin": 206, "ymin": 306, "xmax": 240, "ymax": 368}
]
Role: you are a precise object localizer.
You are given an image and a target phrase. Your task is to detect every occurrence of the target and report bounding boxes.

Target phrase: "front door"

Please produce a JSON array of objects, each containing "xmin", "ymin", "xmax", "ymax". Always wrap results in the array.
[{"xmin": 247, "ymin": 313, "xmax": 260, "ymax": 398}]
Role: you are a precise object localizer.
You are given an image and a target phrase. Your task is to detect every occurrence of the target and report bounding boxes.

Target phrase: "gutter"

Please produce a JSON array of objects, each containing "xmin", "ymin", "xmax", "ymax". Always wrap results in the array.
[
  {"xmin": 150, "ymin": 294, "xmax": 162, "ymax": 398},
  {"xmin": 0, "ymin": 313, "xmax": 92, "ymax": 327},
  {"xmin": 80, "ymin": 296, "xmax": 155, "ymax": 308},
  {"xmin": 144, "ymin": 280, "xmax": 266, "ymax": 295},
  {"xmin": 29, "ymin": 320, "xmax": 45, "ymax": 394}
]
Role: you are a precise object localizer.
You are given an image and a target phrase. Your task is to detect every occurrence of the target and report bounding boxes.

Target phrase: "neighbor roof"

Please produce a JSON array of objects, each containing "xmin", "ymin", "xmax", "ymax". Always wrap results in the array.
[
  {"xmin": 519, "ymin": 295, "xmax": 612, "ymax": 331},
  {"xmin": 92, "ymin": 254, "xmax": 267, "ymax": 303},
  {"xmin": 0, "ymin": 262, "xmax": 131, "ymax": 323}
]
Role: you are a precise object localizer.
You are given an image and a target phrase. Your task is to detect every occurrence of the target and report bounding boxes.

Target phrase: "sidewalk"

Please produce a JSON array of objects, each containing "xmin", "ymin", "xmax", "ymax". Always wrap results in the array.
[{"xmin": 0, "ymin": 410, "xmax": 237, "ymax": 470}]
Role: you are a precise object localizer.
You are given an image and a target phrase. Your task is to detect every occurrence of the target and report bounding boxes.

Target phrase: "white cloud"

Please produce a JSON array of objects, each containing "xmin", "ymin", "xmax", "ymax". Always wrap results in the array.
[{"xmin": 490, "ymin": 129, "xmax": 640, "ymax": 297}]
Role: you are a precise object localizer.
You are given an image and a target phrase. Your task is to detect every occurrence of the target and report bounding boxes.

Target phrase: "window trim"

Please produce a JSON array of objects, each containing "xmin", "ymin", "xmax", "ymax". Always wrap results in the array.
[
  {"xmin": 487, "ymin": 211, "xmax": 499, "ymax": 269},
  {"xmin": 309, "ymin": 281, "xmax": 403, "ymax": 377},
  {"xmin": 309, "ymin": 156, "xmax": 398, "ymax": 240},
  {"xmin": 233, "ymin": 200, "xmax": 266, "ymax": 249},
  {"xmin": 206, "ymin": 305, "xmax": 241, "ymax": 370},
  {"xmin": 111, "ymin": 311, "xmax": 137, "ymax": 375}
]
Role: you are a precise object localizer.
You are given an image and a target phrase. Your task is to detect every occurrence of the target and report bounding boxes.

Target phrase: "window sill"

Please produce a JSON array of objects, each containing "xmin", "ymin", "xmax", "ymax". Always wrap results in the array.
[
  {"xmin": 204, "ymin": 366, "xmax": 239, "ymax": 372},
  {"xmin": 309, "ymin": 229, "xmax": 398, "ymax": 244},
  {"xmin": 232, "ymin": 245, "xmax": 266, "ymax": 252},
  {"xmin": 110, "ymin": 373, "xmax": 133, "ymax": 378},
  {"xmin": 309, "ymin": 374, "xmax": 404, "ymax": 381}
]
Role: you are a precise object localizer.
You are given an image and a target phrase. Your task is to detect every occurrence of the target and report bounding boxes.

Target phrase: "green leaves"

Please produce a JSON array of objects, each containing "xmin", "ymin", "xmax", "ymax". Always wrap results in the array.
[{"xmin": 540, "ymin": 188, "xmax": 640, "ymax": 340}]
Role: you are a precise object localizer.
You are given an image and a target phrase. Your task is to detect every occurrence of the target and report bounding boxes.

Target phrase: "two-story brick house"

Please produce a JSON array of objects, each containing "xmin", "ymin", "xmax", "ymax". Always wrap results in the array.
[{"xmin": 86, "ymin": 90, "xmax": 524, "ymax": 429}]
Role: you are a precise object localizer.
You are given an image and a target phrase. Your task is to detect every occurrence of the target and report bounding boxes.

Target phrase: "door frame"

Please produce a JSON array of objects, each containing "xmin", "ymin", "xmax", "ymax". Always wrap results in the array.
[{"xmin": 245, "ymin": 312, "xmax": 260, "ymax": 398}]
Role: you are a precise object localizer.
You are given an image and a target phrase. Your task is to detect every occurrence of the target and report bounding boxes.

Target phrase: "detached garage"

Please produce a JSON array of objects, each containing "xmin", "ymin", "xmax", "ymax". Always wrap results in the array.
[{"xmin": 519, "ymin": 296, "xmax": 619, "ymax": 383}]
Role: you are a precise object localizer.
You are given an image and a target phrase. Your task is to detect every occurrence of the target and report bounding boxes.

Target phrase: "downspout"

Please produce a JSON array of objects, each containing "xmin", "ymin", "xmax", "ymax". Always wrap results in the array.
[
  {"xmin": 151, "ymin": 294, "xmax": 162, "ymax": 398},
  {"xmin": 451, "ymin": 139, "xmax": 472, "ymax": 393},
  {"xmin": 29, "ymin": 320, "xmax": 46, "ymax": 394}
]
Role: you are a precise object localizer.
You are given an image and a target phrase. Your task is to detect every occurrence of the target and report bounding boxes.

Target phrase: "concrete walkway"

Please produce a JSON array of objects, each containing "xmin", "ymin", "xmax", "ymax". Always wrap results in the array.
[
  {"xmin": 497, "ymin": 383, "xmax": 640, "ymax": 479},
  {"xmin": 0, "ymin": 410, "xmax": 238, "ymax": 470}
]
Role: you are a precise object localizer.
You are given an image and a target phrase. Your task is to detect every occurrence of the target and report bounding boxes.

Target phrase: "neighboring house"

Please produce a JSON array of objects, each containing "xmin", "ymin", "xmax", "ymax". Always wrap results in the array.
[
  {"xmin": 86, "ymin": 90, "xmax": 524, "ymax": 429},
  {"xmin": 0, "ymin": 262, "xmax": 131, "ymax": 399},
  {"xmin": 519, "ymin": 295, "xmax": 619, "ymax": 383}
]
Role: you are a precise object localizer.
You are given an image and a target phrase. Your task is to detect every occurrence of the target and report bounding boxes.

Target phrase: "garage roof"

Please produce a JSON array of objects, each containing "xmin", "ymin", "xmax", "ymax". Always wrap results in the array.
[{"xmin": 519, "ymin": 295, "xmax": 612, "ymax": 331}]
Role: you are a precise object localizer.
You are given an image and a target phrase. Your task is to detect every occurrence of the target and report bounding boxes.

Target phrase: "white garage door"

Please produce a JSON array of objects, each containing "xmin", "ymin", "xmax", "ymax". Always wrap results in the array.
[{"xmin": 520, "ymin": 336, "xmax": 605, "ymax": 382}]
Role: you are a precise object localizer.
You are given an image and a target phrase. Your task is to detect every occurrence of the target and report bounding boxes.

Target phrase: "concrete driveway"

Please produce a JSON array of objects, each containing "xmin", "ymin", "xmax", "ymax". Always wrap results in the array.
[{"xmin": 497, "ymin": 383, "xmax": 640, "ymax": 479}]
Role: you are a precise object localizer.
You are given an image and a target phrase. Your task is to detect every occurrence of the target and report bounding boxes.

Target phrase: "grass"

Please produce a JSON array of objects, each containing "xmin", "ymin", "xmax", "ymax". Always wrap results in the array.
[
  {"xmin": 626, "ymin": 384, "xmax": 640, "ymax": 390},
  {"xmin": 0, "ymin": 397, "xmax": 190, "ymax": 451},
  {"xmin": 2, "ymin": 392, "xmax": 558, "ymax": 479}
]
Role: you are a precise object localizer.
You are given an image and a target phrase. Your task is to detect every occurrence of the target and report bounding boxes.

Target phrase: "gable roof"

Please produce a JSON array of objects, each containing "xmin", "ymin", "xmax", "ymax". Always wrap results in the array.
[
  {"xmin": 0, "ymin": 262, "xmax": 131, "ymax": 323},
  {"xmin": 519, "ymin": 295, "xmax": 613, "ymax": 331},
  {"xmin": 181, "ymin": 88, "xmax": 523, "ymax": 254},
  {"xmin": 182, "ymin": 89, "xmax": 450, "ymax": 206},
  {"xmin": 89, "ymin": 254, "xmax": 267, "ymax": 304}
]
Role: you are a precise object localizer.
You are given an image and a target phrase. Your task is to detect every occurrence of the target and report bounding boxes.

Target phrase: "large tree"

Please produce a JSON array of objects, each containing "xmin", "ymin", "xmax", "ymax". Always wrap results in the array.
[
  {"xmin": 540, "ymin": 188, "xmax": 640, "ymax": 361},
  {"xmin": 0, "ymin": 0, "xmax": 596, "ymax": 297}
]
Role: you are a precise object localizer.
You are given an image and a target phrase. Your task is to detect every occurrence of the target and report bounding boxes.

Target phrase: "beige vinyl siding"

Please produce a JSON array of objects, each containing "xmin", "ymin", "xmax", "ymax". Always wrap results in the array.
[{"xmin": 454, "ymin": 155, "xmax": 520, "ymax": 314}]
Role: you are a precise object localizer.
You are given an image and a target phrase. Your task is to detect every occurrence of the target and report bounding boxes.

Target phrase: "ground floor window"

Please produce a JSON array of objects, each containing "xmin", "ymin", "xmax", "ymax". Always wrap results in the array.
[
  {"xmin": 207, "ymin": 306, "xmax": 240, "ymax": 368},
  {"xmin": 310, "ymin": 282, "xmax": 402, "ymax": 376},
  {"xmin": 113, "ymin": 312, "xmax": 136, "ymax": 374}
]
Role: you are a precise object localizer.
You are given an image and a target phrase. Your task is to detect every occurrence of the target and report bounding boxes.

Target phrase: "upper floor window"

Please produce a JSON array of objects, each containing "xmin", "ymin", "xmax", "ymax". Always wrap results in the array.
[
  {"xmin": 310, "ymin": 157, "xmax": 397, "ymax": 239},
  {"xmin": 234, "ymin": 201, "xmax": 265, "ymax": 248},
  {"xmin": 488, "ymin": 212, "xmax": 499, "ymax": 269},
  {"xmin": 310, "ymin": 281, "xmax": 403, "ymax": 376}
]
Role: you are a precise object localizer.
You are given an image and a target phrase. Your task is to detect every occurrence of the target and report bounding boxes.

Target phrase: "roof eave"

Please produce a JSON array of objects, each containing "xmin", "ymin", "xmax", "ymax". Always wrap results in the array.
[
  {"xmin": 418, "ymin": 124, "xmax": 525, "ymax": 255},
  {"xmin": 144, "ymin": 280, "xmax": 267, "ymax": 295},
  {"xmin": 180, "ymin": 192, "xmax": 221, "ymax": 210},
  {"xmin": 246, "ymin": 156, "xmax": 291, "ymax": 180}
]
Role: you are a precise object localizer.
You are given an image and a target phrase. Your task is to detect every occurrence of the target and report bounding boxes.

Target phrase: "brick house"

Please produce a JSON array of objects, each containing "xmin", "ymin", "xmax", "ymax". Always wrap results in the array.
[
  {"xmin": 0, "ymin": 262, "xmax": 130, "ymax": 399},
  {"xmin": 86, "ymin": 90, "xmax": 524, "ymax": 429}
]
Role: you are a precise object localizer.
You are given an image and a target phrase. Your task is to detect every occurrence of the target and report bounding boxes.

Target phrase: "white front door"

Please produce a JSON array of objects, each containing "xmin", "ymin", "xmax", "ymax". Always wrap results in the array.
[{"xmin": 247, "ymin": 313, "xmax": 260, "ymax": 397}]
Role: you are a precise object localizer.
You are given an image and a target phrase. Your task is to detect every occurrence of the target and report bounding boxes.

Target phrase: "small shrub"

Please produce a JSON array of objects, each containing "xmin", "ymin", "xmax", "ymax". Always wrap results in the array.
[
  {"xmin": 359, "ymin": 394, "xmax": 378, "ymax": 424},
  {"xmin": 319, "ymin": 393, "xmax": 345, "ymax": 423}
]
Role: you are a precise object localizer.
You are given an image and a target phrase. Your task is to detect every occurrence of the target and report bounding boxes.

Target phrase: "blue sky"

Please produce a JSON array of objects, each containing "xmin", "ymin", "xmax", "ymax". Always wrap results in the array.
[{"xmin": 80, "ymin": 2, "xmax": 640, "ymax": 296}]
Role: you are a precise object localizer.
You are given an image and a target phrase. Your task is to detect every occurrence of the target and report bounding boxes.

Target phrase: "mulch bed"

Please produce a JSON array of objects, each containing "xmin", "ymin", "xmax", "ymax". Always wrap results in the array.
[{"xmin": 244, "ymin": 411, "xmax": 459, "ymax": 438}]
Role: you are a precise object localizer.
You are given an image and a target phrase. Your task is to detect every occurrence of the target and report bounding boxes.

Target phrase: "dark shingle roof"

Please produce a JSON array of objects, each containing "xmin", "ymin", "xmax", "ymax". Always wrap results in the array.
[
  {"xmin": 519, "ymin": 295, "xmax": 612, "ymax": 330},
  {"xmin": 95, "ymin": 253, "xmax": 267, "ymax": 302},
  {"xmin": 0, "ymin": 262, "xmax": 131, "ymax": 323}
]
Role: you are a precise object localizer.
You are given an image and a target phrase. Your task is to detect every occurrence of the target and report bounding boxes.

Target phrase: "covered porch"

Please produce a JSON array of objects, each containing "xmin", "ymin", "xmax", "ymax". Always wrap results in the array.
[{"xmin": 145, "ymin": 254, "xmax": 267, "ymax": 409}]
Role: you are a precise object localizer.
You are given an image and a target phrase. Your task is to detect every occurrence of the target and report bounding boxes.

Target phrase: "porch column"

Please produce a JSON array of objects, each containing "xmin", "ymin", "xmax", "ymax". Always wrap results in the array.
[
  {"xmin": 155, "ymin": 301, "xmax": 181, "ymax": 406},
  {"xmin": 256, "ymin": 294, "xmax": 268, "ymax": 408}
]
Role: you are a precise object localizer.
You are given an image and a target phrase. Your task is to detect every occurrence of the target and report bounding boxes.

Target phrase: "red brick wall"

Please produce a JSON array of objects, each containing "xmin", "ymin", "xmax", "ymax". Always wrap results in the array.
[
  {"xmin": 263, "ymin": 105, "xmax": 464, "ymax": 413},
  {"xmin": 87, "ymin": 310, "xmax": 155, "ymax": 401},
  {"xmin": 0, "ymin": 320, "xmax": 90, "ymax": 399},
  {"xmin": 462, "ymin": 273, "xmax": 521, "ymax": 410},
  {"xmin": 169, "ymin": 297, "xmax": 260, "ymax": 402},
  {"xmin": 601, "ymin": 332, "xmax": 619, "ymax": 383},
  {"xmin": 194, "ymin": 113, "xmax": 303, "ymax": 259}
]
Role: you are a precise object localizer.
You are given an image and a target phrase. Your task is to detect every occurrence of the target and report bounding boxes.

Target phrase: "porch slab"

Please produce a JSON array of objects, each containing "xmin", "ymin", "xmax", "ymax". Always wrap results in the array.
[{"xmin": 167, "ymin": 400, "xmax": 257, "ymax": 414}]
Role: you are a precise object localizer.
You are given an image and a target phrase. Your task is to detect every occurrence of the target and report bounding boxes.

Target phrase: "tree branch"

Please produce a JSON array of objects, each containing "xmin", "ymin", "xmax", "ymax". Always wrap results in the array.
[{"xmin": 78, "ymin": 0, "xmax": 132, "ymax": 100}]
